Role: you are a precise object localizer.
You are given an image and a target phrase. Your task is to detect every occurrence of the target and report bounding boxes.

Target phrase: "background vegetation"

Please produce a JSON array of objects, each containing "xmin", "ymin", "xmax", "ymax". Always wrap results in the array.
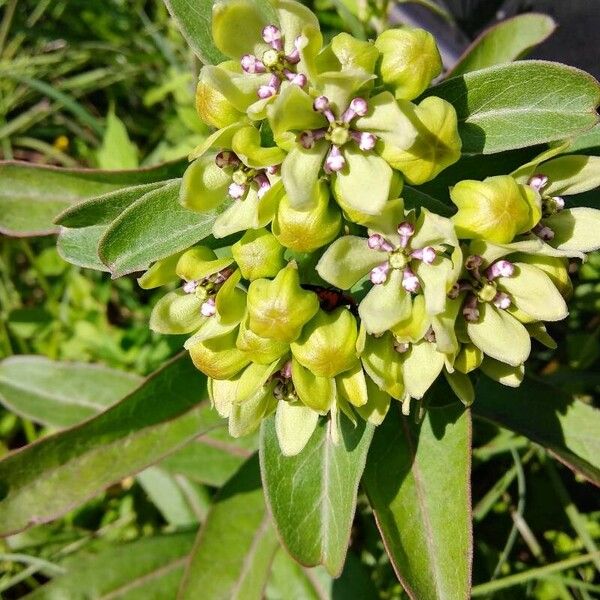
[{"xmin": 0, "ymin": 0, "xmax": 598, "ymax": 597}]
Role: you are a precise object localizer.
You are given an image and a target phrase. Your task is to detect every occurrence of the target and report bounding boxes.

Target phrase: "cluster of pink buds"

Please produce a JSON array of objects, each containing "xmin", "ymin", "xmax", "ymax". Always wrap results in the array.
[
  {"xmin": 300, "ymin": 96, "xmax": 377, "ymax": 174},
  {"xmin": 368, "ymin": 222, "xmax": 437, "ymax": 293},
  {"xmin": 451, "ymin": 255, "xmax": 515, "ymax": 322},
  {"xmin": 528, "ymin": 173, "xmax": 565, "ymax": 241},
  {"xmin": 215, "ymin": 151, "xmax": 278, "ymax": 200},
  {"xmin": 241, "ymin": 25, "xmax": 307, "ymax": 98},
  {"xmin": 182, "ymin": 267, "xmax": 234, "ymax": 318}
]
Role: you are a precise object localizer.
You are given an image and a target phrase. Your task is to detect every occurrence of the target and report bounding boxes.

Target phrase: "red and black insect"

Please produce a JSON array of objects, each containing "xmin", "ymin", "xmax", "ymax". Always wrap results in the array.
[{"xmin": 303, "ymin": 285, "xmax": 357, "ymax": 313}]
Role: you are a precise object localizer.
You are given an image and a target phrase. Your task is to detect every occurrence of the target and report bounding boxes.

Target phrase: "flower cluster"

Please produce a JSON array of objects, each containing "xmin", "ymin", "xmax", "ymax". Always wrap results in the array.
[{"xmin": 141, "ymin": 0, "xmax": 600, "ymax": 455}]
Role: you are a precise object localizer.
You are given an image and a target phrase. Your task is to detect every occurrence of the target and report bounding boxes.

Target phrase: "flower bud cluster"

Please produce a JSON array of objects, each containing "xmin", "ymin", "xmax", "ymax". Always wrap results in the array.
[{"xmin": 142, "ymin": 0, "xmax": 600, "ymax": 454}]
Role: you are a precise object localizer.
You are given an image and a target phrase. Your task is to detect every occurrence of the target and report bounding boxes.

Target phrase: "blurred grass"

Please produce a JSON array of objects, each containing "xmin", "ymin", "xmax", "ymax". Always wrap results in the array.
[{"xmin": 0, "ymin": 0, "xmax": 598, "ymax": 598}]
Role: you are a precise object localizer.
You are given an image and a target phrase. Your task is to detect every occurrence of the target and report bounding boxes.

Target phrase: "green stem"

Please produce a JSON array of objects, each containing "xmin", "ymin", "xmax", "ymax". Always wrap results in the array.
[{"xmin": 471, "ymin": 552, "xmax": 600, "ymax": 597}]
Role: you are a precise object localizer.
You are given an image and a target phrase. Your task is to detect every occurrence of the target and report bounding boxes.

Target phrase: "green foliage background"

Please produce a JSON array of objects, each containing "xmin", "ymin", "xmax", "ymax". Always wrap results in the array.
[{"xmin": 0, "ymin": 0, "xmax": 598, "ymax": 598}]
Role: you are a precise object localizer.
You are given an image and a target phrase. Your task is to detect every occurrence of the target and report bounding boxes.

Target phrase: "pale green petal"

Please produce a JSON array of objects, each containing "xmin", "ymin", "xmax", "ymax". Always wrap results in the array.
[
  {"xmin": 267, "ymin": 84, "xmax": 324, "ymax": 142},
  {"xmin": 480, "ymin": 358, "xmax": 525, "ymax": 388},
  {"xmin": 444, "ymin": 371, "xmax": 474, "ymax": 406},
  {"xmin": 316, "ymin": 235, "xmax": 384, "ymax": 289},
  {"xmin": 334, "ymin": 148, "xmax": 392, "ymax": 215},
  {"xmin": 215, "ymin": 269, "xmax": 247, "ymax": 324},
  {"xmin": 199, "ymin": 65, "xmax": 265, "ymax": 113},
  {"xmin": 229, "ymin": 388, "xmax": 273, "ymax": 437},
  {"xmin": 212, "ymin": 0, "xmax": 275, "ymax": 59},
  {"xmin": 189, "ymin": 329, "xmax": 250, "ymax": 380},
  {"xmin": 430, "ymin": 296, "xmax": 461, "ymax": 354},
  {"xmin": 189, "ymin": 122, "xmax": 243, "ymax": 160},
  {"xmin": 362, "ymin": 198, "xmax": 405, "ymax": 241},
  {"xmin": 149, "ymin": 290, "xmax": 204, "ymax": 334},
  {"xmin": 330, "ymin": 32, "xmax": 379, "ymax": 73},
  {"xmin": 176, "ymin": 247, "xmax": 233, "ymax": 281},
  {"xmin": 180, "ymin": 156, "xmax": 230, "ymax": 212},
  {"xmin": 231, "ymin": 125, "xmax": 285, "ymax": 168},
  {"xmin": 275, "ymin": 0, "xmax": 322, "ymax": 57},
  {"xmin": 336, "ymin": 362, "xmax": 368, "ymax": 407},
  {"xmin": 208, "ymin": 377, "xmax": 233, "ymax": 417},
  {"xmin": 391, "ymin": 294, "xmax": 430, "ymax": 342},
  {"xmin": 402, "ymin": 340, "xmax": 445, "ymax": 399},
  {"xmin": 498, "ymin": 262, "xmax": 568, "ymax": 322},
  {"xmin": 291, "ymin": 358, "xmax": 335, "ymax": 412},
  {"xmin": 359, "ymin": 269, "xmax": 412, "ymax": 334},
  {"xmin": 275, "ymin": 400, "xmax": 320, "ymax": 456},
  {"xmin": 527, "ymin": 322, "xmax": 557, "ymax": 350},
  {"xmin": 256, "ymin": 179, "xmax": 285, "ymax": 225},
  {"xmin": 184, "ymin": 317, "xmax": 238, "ymax": 348},
  {"xmin": 411, "ymin": 207, "xmax": 458, "ymax": 248},
  {"xmin": 212, "ymin": 189, "xmax": 262, "ymax": 238},
  {"xmin": 354, "ymin": 377, "xmax": 391, "ymax": 425},
  {"xmin": 315, "ymin": 69, "xmax": 375, "ymax": 114},
  {"xmin": 544, "ymin": 208, "xmax": 600, "ymax": 253},
  {"xmin": 236, "ymin": 360, "xmax": 281, "ymax": 403},
  {"xmin": 354, "ymin": 91, "xmax": 418, "ymax": 151},
  {"xmin": 415, "ymin": 258, "xmax": 452, "ymax": 315},
  {"xmin": 467, "ymin": 304, "xmax": 531, "ymax": 367},
  {"xmin": 281, "ymin": 142, "xmax": 327, "ymax": 210},
  {"xmin": 361, "ymin": 332, "xmax": 404, "ymax": 399},
  {"xmin": 138, "ymin": 251, "xmax": 184, "ymax": 289}
]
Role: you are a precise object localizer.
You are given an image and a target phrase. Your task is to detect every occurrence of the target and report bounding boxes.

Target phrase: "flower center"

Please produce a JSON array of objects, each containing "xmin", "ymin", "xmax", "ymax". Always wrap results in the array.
[
  {"xmin": 262, "ymin": 48, "xmax": 281, "ymax": 68},
  {"xmin": 215, "ymin": 151, "xmax": 274, "ymax": 200},
  {"xmin": 328, "ymin": 124, "xmax": 350, "ymax": 147},
  {"xmin": 477, "ymin": 282, "xmax": 497, "ymax": 303},
  {"xmin": 182, "ymin": 267, "xmax": 234, "ymax": 318},
  {"xmin": 389, "ymin": 250, "xmax": 408, "ymax": 270}
]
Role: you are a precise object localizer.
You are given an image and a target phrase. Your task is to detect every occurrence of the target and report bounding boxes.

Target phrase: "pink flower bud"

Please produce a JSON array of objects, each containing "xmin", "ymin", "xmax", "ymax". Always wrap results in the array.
[
  {"xmin": 528, "ymin": 173, "xmax": 549, "ymax": 191},
  {"xmin": 412, "ymin": 246, "xmax": 436, "ymax": 264},
  {"xmin": 284, "ymin": 71, "xmax": 306, "ymax": 87},
  {"xmin": 285, "ymin": 38, "xmax": 301, "ymax": 64},
  {"xmin": 486, "ymin": 259, "xmax": 515, "ymax": 279},
  {"xmin": 313, "ymin": 95, "xmax": 330, "ymax": 112},
  {"xmin": 256, "ymin": 174, "xmax": 271, "ymax": 198},
  {"xmin": 493, "ymin": 292, "xmax": 511, "ymax": 310},
  {"xmin": 350, "ymin": 97, "xmax": 368, "ymax": 117},
  {"xmin": 280, "ymin": 361, "xmax": 292, "ymax": 379},
  {"xmin": 324, "ymin": 145, "xmax": 346, "ymax": 173},
  {"xmin": 463, "ymin": 295, "xmax": 480, "ymax": 322},
  {"xmin": 258, "ymin": 84, "xmax": 277, "ymax": 99},
  {"xmin": 394, "ymin": 340, "xmax": 409, "ymax": 353},
  {"xmin": 357, "ymin": 131, "xmax": 376, "ymax": 151},
  {"xmin": 200, "ymin": 297, "xmax": 216, "ymax": 317},
  {"xmin": 553, "ymin": 196, "xmax": 565, "ymax": 210},
  {"xmin": 241, "ymin": 54, "xmax": 265, "ymax": 74},
  {"xmin": 401, "ymin": 268, "xmax": 420, "ymax": 292},
  {"xmin": 397, "ymin": 221, "xmax": 415, "ymax": 238},
  {"xmin": 215, "ymin": 151, "xmax": 240, "ymax": 169},
  {"xmin": 262, "ymin": 25, "xmax": 283, "ymax": 49},
  {"xmin": 370, "ymin": 263, "xmax": 390, "ymax": 285},
  {"xmin": 533, "ymin": 224, "xmax": 555, "ymax": 241},
  {"xmin": 368, "ymin": 234, "xmax": 384, "ymax": 249},
  {"xmin": 228, "ymin": 182, "xmax": 246, "ymax": 199},
  {"xmin": 183, "ymin": 280, "xmax": 199, "ymax": 294},
  {"xmin": 266, "ymin": 164, "xmax": 280, "ymax": 175}
]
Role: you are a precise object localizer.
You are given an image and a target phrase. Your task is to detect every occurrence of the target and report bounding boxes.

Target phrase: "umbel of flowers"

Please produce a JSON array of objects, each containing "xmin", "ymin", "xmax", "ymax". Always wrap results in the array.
[{"xmin": 141, "ymin": 0, "xmax": 600, "ymax": 456}]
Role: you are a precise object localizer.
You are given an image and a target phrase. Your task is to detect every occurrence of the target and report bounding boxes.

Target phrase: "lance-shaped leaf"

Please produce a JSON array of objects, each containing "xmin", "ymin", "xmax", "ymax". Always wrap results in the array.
[
  {"xmin": 98, "ymin": 180, "xmax": 218, "ymax": 277},
  {"xmin": 163, "ymin": 0, "xmax": 226, "ymax": 64},
  {"xmin": 0, "ymin": 355, "xmax": 141, "ymax": 428},
  {"xmin": 427, "ymin": 61, "xmax": 600, "ymax": 154},
  {"xmin": 25, "ymin": 532, "xmax": 196, "ymax": 599},
  {"xmin": 363, "ymin": 402, "xmax": 472, "ymax": 600},
  {"xmin": 57, "ymin": 225, "xmax": 109, "ymax": 272},
  {"xmin": 260, "ymin": 415, "xmax": 375, "ymax": 576},
  {"xmin": 0, "ymin": 354, "xmax": 217, "ymax": 536},
  {"xmin": 0, "ymin": 160, "xmax": 185, "ymax": 237},
  {"xmin": 178, "ymin": 455, "xmax": 279, "ymax": 600},
  {"xmin": 473, "ymin": 375, "xmax": 600, "ymax": 485},
  {"xmin": 449, "ymin": 14, "xmax": 556, "ymax": 76}
]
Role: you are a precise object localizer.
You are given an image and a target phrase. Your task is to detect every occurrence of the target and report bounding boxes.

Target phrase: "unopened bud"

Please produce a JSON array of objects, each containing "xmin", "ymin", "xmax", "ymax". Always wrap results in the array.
[
  {"xmin": 241, "ymin": 54, "xmax": 265, "ymax": 74},
  {"xmin": 200, "ymin": 297, "xmax": 217, "ymax": 317},
  {"xmin": 402, "ymin": 268, "xmax": 420, "ymax": 292},
  {"xmin": 349, "ymin": 97, "xmax": 368, "ymax": 117},
  {"xmin": 262, "ymin": 24, "xmax": 282, "ymax": 49},
  {"xmin": 183, "ymin": 280, "xmax": 199, "ymax": 294},
  {"xmin": 486, "ymin": 259, "xmax": 515, "ymax": 279},
  {"xmin": 412, "ymin": 246, "xmax": 436, "ymax": 264},
  {"xmin": 325, "ymin": 146, "xmax": 346, "ymax": 173},
  {"xmin": 228, "ymin": 182, "xmax": 246, "ymax": 199},
  {"xmin": 533, "ymin": 223, "xmax": 555, "ymax": 241},
  {"xmin": 370, "ymin": 263, "xmax": 390, "ymax": 285},
  {"xmin": 493, "ymin": 292, "xmax": 511, "ymax": 310},
  {"xmin": 528, "ymin": 173, "xmax": 548, "ymax": 191}
]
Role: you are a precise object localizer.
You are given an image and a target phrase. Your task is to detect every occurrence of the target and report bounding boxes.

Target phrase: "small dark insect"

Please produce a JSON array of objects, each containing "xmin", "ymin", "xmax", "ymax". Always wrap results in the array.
[{"xmin": 302, "ymin": 285, "xmax": 357, "ymax": 313}]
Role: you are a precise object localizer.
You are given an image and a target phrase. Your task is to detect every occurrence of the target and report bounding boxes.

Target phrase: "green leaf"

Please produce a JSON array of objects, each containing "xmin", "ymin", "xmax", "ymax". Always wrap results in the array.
[
  {"xmin": 96, "ymin": 109, "xmax": 139, "ymax": 170},
  {"xmin": 260, "ymin": 415, "xmax": 374, "ymax": 576},
  {"xmin": 163, "ymin": 0, "xmax": 226, "ymax": 64},
  {"xmin": 24, "ymin": 532, "xmax": 196, "ymax": 599},
  {"xmin": 56, "ymin": 225, "xmax": 109, "ymax": 271},
  {"xmin": 0, "ymin": 160, "xmax": 186, "ymax": 237},
  {"xmin": 159, "ymin": 430, "xmax": 257, "ymax": 487},
  {"xmin": 98, "ymin": 180, "xmax": 218, "ymax": 277},
  {"xmin": 0, "ymin": 354, "xmax": 218, "ymax": 536},
  {"xmin": 426, "ymin": 61, "xmax": 600, "ymax": 154},
  {"xmin": 537, "ymin": 155, "xmax": 600, "ymax": 195},
  {"xmin": 0, "ymin": 355, "xmax": 141, "ymax": 428},
  {"xmin": 450, "ymin": 14, "xmax": 556, "ymax": 77},
  {"xmin": 473, "ymin": 375, "xmax": 600, "ymax": 485},
  {"xmin": 178, "ymin": 455, "xmax": 279, "ymax": 600},
  {"xmin": 363, "ymin": 403, "xmax": 472, "ymax": 600}
]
